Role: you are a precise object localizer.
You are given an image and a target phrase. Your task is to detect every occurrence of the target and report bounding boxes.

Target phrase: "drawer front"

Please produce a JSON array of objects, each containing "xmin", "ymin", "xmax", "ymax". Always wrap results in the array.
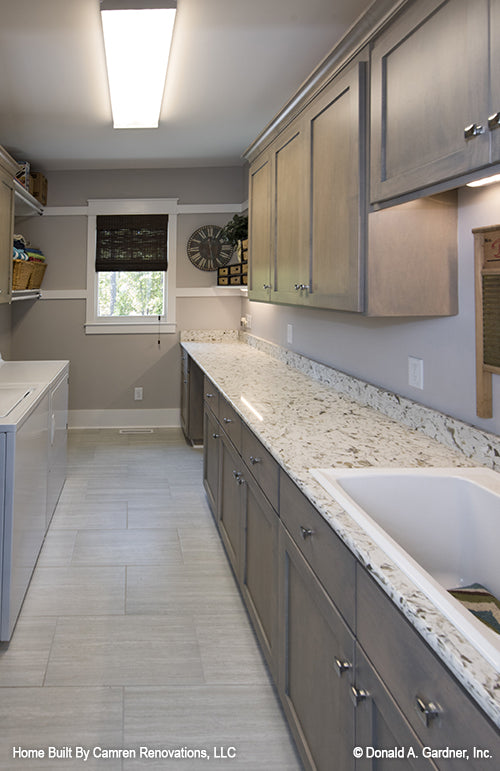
[
  {"xmin": 203, "ymin": 375, "xmax": 219, "ymax": 416},
  {"xmin": 241, "ymin": 423, "xmax": 279, "ymax": 511},
  {"xmin": 279, "ymin": 470, "xmax": 355, "ymax": 630},
  {"xmin": 218, "ymin": 395, "xmax": 242, "ymax": 452},
  {"xmin": 357, "ymin": 567, "xmax": 500, "ymax": 765}
]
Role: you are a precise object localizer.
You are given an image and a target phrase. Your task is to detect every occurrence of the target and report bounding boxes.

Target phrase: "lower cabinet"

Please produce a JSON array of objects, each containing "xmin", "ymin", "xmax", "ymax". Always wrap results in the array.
[
  {"xmin": 278, "ymin": 524, "xmax": 355, "ymax": 771},
  {"xmin": 354, "ymin": 644, "xmax": 438, "ymax": 771},
  {"xmin": 180, "ymin": 352, "xmax": 204, "ymax": 445},
  {"xmin": 241, "ymin": 466, "xmax": 279, "ymax": 675},
  {"xmin": 199, "ymin": 373, "xmax": 500, "ymax": 771}
]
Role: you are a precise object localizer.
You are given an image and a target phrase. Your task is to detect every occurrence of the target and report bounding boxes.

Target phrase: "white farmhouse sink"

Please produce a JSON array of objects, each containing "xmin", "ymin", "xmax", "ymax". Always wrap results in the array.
[{"xmin": 310, "ymin": 466, "xmax": 500, "ymax": 670}]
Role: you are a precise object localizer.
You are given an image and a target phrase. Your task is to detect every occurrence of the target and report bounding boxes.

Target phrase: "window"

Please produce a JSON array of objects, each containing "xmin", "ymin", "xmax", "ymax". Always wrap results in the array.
[
  {"xmin": 85, "ymin": 199, "xmax": 178, "ymax": 334},
  {"xmin": 96, "ymin": 214, "xmax": 167, "ymax": 317}
]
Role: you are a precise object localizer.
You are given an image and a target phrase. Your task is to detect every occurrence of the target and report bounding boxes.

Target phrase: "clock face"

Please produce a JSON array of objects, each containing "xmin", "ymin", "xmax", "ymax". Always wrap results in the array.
[{"xmin": 187, "ymin": 225, "xmax": 234, "ymax": 271}]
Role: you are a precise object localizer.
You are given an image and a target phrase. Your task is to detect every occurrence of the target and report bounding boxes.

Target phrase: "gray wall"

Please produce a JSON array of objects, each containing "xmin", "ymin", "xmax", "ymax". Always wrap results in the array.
[
  {"xmin": 10, "ymin": 166, "xmax": 245, "ymax": 423},
  {"xmin": 243, "ymin": 182, "xmax": 500, "ymax": 436}
]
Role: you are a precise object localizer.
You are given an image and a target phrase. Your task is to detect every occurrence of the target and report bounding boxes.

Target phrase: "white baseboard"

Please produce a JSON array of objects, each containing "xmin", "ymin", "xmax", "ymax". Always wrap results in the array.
[{"xmin": 68, "ymin": 408, "xmax": 180, "ymax": 429}]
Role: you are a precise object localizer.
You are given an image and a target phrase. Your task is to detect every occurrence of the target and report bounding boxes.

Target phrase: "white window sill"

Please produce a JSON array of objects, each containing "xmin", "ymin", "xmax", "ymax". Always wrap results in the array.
[{"xmin": 85, "ymin": 321, "xmax": 177, "ymax": 335}]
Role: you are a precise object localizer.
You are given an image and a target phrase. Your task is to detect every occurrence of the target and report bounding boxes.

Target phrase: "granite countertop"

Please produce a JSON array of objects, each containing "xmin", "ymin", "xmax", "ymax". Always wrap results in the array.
[{"xmin": 181, "ymin": 331, "xmax": 500, "ymax": 729}]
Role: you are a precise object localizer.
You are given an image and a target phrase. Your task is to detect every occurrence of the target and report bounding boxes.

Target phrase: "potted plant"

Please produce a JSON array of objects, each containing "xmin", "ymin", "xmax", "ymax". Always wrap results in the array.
[{"xmin": 220, "ymin": 214, "xmax": 248, "ymax": 261}]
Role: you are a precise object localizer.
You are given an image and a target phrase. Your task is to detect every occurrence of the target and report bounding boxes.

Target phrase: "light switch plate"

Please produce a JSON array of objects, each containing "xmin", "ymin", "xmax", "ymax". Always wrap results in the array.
[{"xmin": 408, "ymin": 356, "xmax": 424, "ymax": 389}]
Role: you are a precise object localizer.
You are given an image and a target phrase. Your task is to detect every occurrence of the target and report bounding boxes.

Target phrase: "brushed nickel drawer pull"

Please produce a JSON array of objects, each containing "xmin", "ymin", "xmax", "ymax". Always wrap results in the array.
[
  {"xmin": 415, "ymin": 696, "xmax": 440, "ymax": 727},
  {"xmin": 249, "ymin": 455, "xmax": 261, "ymax": 465},
  {"xmin": 300, "ymin": 526, "xmax": 314, "ymax": 539},
  {"xmin": 212, "ymin": 433, "xmax": 220, "ymax": 439},
  {"xmin": 263, "ymin": 283, "xmax": 271, "ymax": 289},
  {"xmin": 223, "ymin": 417, "xmax": 233, "ymax": 424},
  {"xmin": 334, "ymin": 657, "xmax": 352, "ymax": 677},
  {"xmin": 488, "ymin": 111, "xmax": 500, "ymax": 130},
  {"xmin": 205, "ymin": 392, "xmax": 214, "ymax": 398},
  {"xmin": 350, "ymin": 685, "xmax": 369, "ymax": 706},
  {"xmin": 464, "ymin": 122, "xmax": 485, "ymax": 139}
]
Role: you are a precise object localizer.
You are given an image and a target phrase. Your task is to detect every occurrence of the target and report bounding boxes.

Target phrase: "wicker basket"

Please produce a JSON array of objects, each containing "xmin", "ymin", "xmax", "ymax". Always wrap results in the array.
[
  {"xmin": 12, "ymin": 259, "xmax": 34, "ymax": 290},
  {"xmin": 28, "ymin": 261, "xmax": 47, "ymax": 289}
]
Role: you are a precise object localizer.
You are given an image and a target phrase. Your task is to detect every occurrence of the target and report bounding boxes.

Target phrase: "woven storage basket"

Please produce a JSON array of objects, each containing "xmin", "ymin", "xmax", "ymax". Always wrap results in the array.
[
  {"xmin": 28, "ymin": 261, "xmax": 47, "ymax": 289},
  {"xmin": 12, "ymin": 259, "xmax": 33, "ymax": 290}
]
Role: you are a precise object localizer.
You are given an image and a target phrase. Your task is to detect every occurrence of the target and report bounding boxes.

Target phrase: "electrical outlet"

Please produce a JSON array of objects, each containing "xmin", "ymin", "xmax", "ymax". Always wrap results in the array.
[
  {"xmin": 287, "ymin": 324, "xmax": 293, "ymax": 344},
  {"xmin": 408, "ymin": 357, "xmax": 424, "ymax": 389},
  {"xmin": 245, "ymin": 313, "xmax": 252, "ymax": 330},
  {"xmin": 134, "ymin": 387, "xmax": 143, "ymax": 401}
]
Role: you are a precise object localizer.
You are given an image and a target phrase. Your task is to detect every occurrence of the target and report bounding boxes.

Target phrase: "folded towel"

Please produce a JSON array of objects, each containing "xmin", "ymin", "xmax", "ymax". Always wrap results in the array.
[{"xmin": 449, "ymin": 583, "xmax": 500, "ymax": 635}]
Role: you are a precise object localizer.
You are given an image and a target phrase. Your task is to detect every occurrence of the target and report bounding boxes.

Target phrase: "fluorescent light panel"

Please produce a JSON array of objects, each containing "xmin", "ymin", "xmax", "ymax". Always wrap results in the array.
[
  {"xmin": 466, "ymin": 174, "xmax": 500, "ymax": 188},
  {"xmin": 101, "ymin": 6, "xmax": 176, "ymax": 129}
]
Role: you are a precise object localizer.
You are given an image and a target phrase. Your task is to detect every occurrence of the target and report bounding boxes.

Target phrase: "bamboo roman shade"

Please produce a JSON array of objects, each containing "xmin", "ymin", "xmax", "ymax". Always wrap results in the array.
[{"xmin": 95, "ymin": 214, "xmax": 168, "ymax": 272}]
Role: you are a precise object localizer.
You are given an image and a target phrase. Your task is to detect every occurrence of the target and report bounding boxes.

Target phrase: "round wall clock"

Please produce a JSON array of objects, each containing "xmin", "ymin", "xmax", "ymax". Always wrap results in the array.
[{"xmin": 187, "ymin": 225, "xmax": 233, "ymax": 271}]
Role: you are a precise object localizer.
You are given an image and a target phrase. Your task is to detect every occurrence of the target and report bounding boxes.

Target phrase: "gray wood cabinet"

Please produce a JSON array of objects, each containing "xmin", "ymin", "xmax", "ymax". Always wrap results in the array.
[
  {"xmin": 354, "ymin": 645, "xmax": 438, "ymax": 771},
  {"xmin": 248, "ymin": 152, "xmax": 273, "ymax": 301},
  {"xmin": 278, "ymin": 524, "xmax": 355, "ymax": 771},
  {"xmin": 304, "ymin": 59, "xmax": 366, "ymax": 312},
  {"xmin": 246, "ymin": 46, "xmax": 458, "ymax": 317},
  {"xmin": 201, "ymin": 380, "xmax": 280, "ymax": 675},
  {"xmin": 218, "ymin": 429, "xmax": 244, "ymax": 579},
  {"xmin": 241, "ymin": 466, "xmax": 279, "ymax": 675},
  {"xmin": 357, "ymin": 568, "xmax": 500, "ymax": 769},
  {"xmin": 202, "ymin": 403, "xmax": 219, "ymax": 516},
  {"xmin": 194, "ymin": 355, "xmax": 500, "ymax": 770},
  {"xmin": 370, "ymin": 0, "xmax": 498, "ymax": 203},
  {"xmin": 180, "ymin": 351, "xmax": 204, "ymax": 446}
]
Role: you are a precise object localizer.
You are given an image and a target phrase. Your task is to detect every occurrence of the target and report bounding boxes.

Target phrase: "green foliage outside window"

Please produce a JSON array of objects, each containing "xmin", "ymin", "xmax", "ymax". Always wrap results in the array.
[{"xmin": 98, "ymin": 271, "xmax": 164, "ymax": 317}]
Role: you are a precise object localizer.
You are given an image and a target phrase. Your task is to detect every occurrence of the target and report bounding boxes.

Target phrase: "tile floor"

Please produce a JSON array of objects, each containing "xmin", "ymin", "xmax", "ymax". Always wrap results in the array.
[{"xmin": 0, "ymin": 429, "xmax": 303, "ymax": 770}]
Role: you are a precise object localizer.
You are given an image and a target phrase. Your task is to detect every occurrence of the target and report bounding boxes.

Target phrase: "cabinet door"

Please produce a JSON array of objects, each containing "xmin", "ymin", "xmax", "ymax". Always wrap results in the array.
[
  {"xmin": 370, "ymin": 0, "xmax": 490, "ymax": 203},
  {"xmin": 203, "ymin": 406, "xmax": 220, "ymax": 517},
  {"xmin": 273, "ymin": 124, "xmax": 309, "ymax": 304},
  {"xmin": 248, "ymin": 153, "xmax": 273, "ymax": 302},
  {"xmin": 354, "ymin": 645, "xmax": 438, "ymax": 771},
  {"xmin": 278, "ymin": 524, "xmax": 355, "ymax": 771},
  {"xmin": 218, "ymin": 432, "xmax": 244, "ymax": 581},
  {"xmin": 180, "ymin": 351, "xmax": 189, "ymax": 436},
  {"xmin": 306, "ymin": 60, "xmax": 366, "ymax": 312},
  {"xmin": 0, "ymin": 172, "xmax": 14, "ymax": 304},
  {"xmin": 241, "ymin": 472, "xmax": 279, "ymax": 676},
  {"xmin": 490, "ymin": 0, "xmax": 500, "ymax": 162},
  {"xmin": 357, "ymin": 568, "xmax": 500, "ymax": 768}
]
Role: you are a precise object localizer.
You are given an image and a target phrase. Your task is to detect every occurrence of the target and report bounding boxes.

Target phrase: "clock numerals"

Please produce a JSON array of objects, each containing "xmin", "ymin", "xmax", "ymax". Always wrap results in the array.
[{"xmin": 187, "ymin": 225, "xmax": 234, "ymax": 271}]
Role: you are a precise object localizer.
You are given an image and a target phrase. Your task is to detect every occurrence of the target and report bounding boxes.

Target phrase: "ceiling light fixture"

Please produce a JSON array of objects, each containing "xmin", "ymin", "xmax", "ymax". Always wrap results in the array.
[
  {"xmin": 466, "ymin": 174, "xmax": 500, "ymax": 188},
  {"xmin": 100, "ymin": 1, "xmax": 176, "ymax": 129}
]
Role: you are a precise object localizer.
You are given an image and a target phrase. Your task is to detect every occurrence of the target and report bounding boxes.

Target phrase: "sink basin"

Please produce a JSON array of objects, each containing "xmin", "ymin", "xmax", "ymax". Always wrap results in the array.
[
  {"xmin": 0, "ymin": 386, "xmax": 33, "ymax": 417},
  {"xmin": 310, "ymin": 466, "xmax": 500, "ymax": 670}
]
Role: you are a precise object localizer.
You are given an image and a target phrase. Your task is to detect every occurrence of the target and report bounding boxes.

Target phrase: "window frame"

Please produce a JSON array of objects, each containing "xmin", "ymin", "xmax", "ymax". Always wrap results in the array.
[{"xmin": 85, "ymin": 198, "xmax": 178, "ymax": 335}]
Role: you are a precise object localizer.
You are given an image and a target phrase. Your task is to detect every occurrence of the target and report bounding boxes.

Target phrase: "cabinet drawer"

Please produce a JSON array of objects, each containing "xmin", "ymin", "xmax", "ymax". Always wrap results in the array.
[
  {"xmin": 241, "ymin": 423, "xmax": 279, "ymax": 511},
  {"xmin": 279, "ymin": 471, "xmax": 355, "ymax": 630},
  {"xmin": 203, "ymin": 375, "xmax": 219, "ymax": 416},
  {"xmin": 218, "ymin": 395, "xmax": 242, "ymax": 452},
  {"xmin": 357, "ymin": 567, "xmax": 500, "ymax": 766}
]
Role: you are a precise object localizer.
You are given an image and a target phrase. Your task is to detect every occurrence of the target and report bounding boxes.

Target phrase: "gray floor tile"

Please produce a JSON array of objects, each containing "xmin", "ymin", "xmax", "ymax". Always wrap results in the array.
[
  {"xmin": 0, "ymin": 687, "xmax": 123, "ymax": 769},
  {"xmin": 2, "ymin": 429, "xmax": 302, "ymax": 770},
  {"xmin": 71, "ymin": 528, "xmax": 183, "ymax": 566},
  {"xmin": 123, "ymin": 685, "xmax": 302, "ymax": 770},
  {"xmin": 0, "ymin": 617, "xmax": 56, "ymax": 686},
  {"xmin": 45, "ymin": 615, "xmax": 205, "ymax": 686},
  {"xmin": 22, "ymin": 566, "xmax": 126, "ymax": 617}
]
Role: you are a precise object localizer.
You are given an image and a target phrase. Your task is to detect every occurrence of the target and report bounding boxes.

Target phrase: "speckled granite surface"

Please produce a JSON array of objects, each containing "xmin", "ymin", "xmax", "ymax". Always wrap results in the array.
[{"xmin": 180, "ymin": 330, "xmax": 500, "ymax": 728}]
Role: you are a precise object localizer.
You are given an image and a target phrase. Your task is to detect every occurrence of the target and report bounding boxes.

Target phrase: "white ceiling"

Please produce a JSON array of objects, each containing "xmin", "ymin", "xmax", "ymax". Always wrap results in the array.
[{"xmin": 0, "ymin": 0, "xmax": 372, "ymax": 171}]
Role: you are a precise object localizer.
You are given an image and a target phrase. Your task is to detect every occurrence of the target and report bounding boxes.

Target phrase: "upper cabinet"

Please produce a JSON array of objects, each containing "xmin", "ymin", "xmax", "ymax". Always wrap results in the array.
[
  {"xmin": 247, "ymin": 56, "xmax": 368, "ymax": 313},
  {"xmin": 370, "ymin": 0, "xmax": 498, "ymax": 203}
]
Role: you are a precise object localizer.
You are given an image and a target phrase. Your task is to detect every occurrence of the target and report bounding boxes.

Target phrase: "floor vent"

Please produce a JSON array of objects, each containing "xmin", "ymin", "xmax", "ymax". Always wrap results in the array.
[{"xmin": 118, "ymin": 428, "xmax": 154, "ymax": 435}]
